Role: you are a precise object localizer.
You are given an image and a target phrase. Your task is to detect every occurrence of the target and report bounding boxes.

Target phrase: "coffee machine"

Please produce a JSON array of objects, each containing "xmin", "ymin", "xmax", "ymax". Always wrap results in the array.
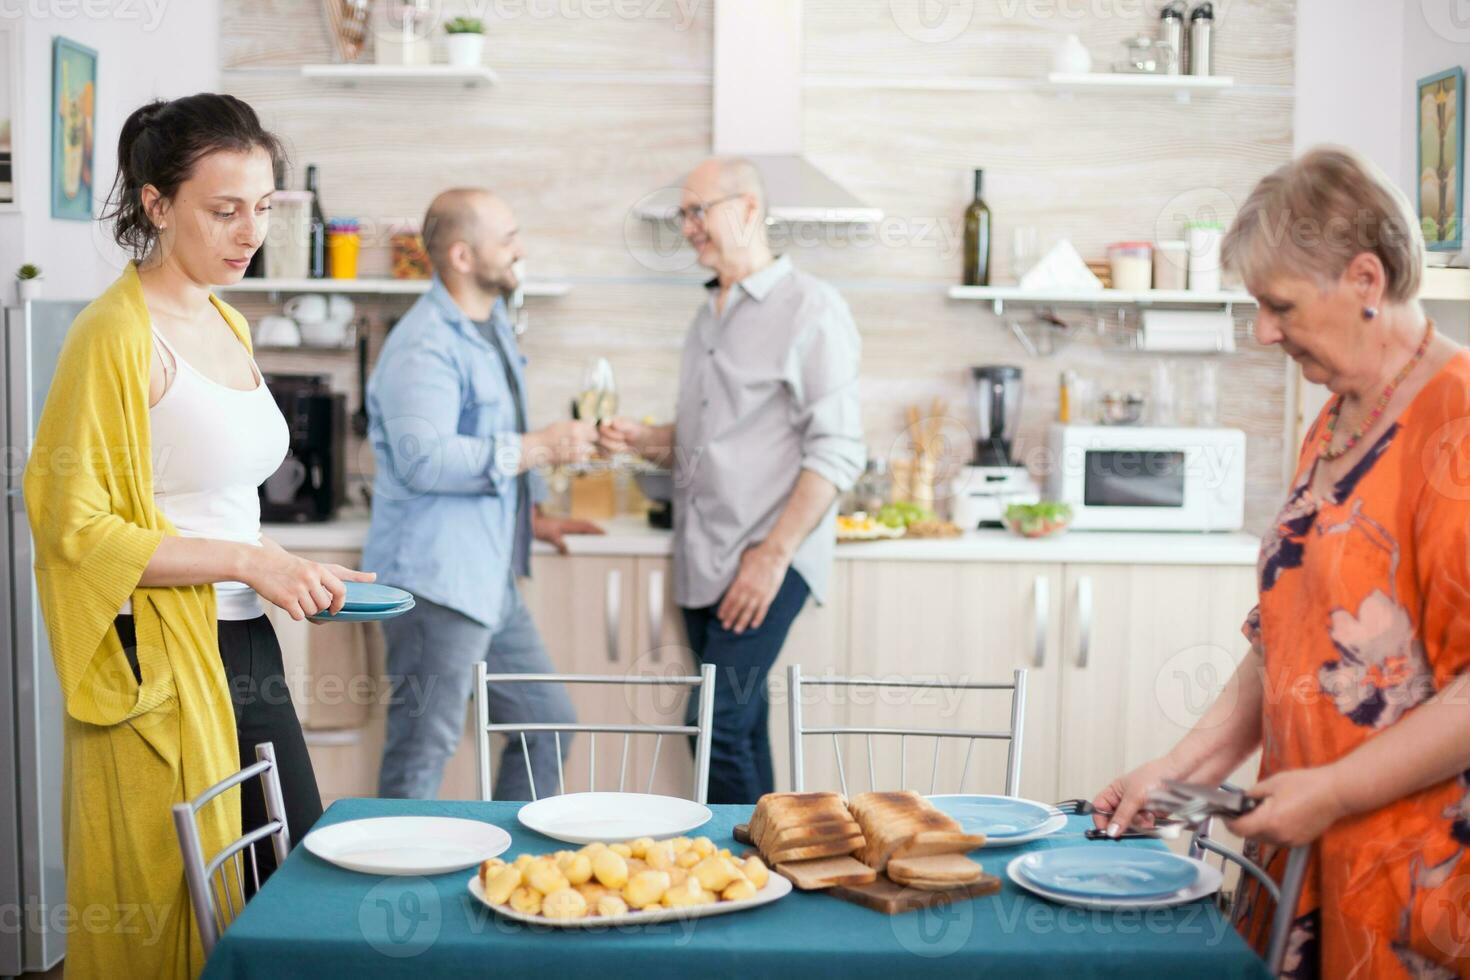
[
  {"xmin": 259, "ymin": 373, "xmax": 347, "ymax": 523},
  {"xmin": 950, "ymin": 365, "xmax": 1040, "ymax": 528}
]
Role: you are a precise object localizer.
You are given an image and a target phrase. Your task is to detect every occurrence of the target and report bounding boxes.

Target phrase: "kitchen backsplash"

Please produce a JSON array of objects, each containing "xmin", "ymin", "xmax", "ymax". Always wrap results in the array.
[{"xmin": 222, "ymin": 0, "xmax": 1295, "ymax": 533}]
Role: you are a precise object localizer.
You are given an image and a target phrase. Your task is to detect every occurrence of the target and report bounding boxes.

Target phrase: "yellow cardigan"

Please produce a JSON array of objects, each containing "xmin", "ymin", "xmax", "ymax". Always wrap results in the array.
[{"xmin": 24, "ymin": 263, "xmax": 248, "ymax": 979}]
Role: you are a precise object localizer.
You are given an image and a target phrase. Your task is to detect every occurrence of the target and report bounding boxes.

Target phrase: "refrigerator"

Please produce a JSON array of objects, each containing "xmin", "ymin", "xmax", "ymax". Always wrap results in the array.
[{"xmin": 3, "ymin": 299, "xmax": 85, "ymax": 976}]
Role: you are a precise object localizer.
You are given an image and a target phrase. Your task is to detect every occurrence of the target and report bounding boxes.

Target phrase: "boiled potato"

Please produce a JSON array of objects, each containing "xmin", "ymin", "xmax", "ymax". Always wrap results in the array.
[
  {"xmin": 692, "ymin": 856, "xmax": 740, "ymax": 892},
  {"xmin": 676, "ymin": 849, "xmax": 702, "ymax": 870},
  {"xmin": 609, "ymin": 842, "xmax": 633, "ymax": 859},
  {"xmin": 574, "ymin": 881, "xmax": 608, "ymax": 903},
  {"xmin": 622, "ymin": 870, "xmax": 671, "ymax": 909},
  {"xmin": 722, "ymin": 877, "xmax": 757, "ymax": 902},
  {"xmin": 691, "ymin": 837, "xmax": 716, "ymax": 858},
  {"xmin": 513, "ymin": 853, "xmax": 534, "ymax": 870},
  {"xmin": 559, "ymin": 852, "xmax": 593, "ymax": 885},
  {"xmin": 645, "ymin": 842, "xmax": 677, "ymax": 871},
  {"xmin": 484, "ymin": 866, "xmax": 522, "ymax": 905},
  {"xmin": 579, "ymin": 841, "xmax": 608, "ymax": 857},
  {"xmin": 670, "ymin": 837, "xmax": 692, "ymax": 854},
  {"xmin": 629, "ymin": 837, "xmax": 655, "ymax": 859},
  {"xmin": 509, "ymin": 886, "xmax": 542, "ymax": 915},
  {"xmin": 592, "ymin": 849, "xmax": 629, "ymax": 889},
  {"xmin": 660, "ymin": 877, "xmax": 705, "ymax": 908},
  {"xmin": 479, "ymin": 858, "xmax": 505, "ymax": 890},
  {"xmin": 666, "ymin": 867, "xmax": 690, "ymax": 888},
  {"xmin": 742, "ymin": 856, "xmax": 769, "ymax": 889},
  {"xmin": 541, "ymin": 887, "xmax": 589, "ymax": 921},
  {"xmin": 625, "ymin": 858, "xmax": 650, "ymax": 876},
  {"xmin": 525, "ymin": 858, "xmax": 570, "ymax": 895},
  {"xmin": 595, "ymin": 894, "xmax": 629, "ymax": 917}
]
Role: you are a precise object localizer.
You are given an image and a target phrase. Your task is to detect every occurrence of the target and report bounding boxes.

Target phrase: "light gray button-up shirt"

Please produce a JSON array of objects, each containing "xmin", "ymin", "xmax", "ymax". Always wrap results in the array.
[{"xmin": 672, "ymin": 255, "xmax": 865, "ymax": 608}]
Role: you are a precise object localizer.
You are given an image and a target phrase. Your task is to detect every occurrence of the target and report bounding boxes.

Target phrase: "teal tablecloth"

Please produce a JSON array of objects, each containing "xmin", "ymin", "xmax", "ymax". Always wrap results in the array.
[{"xmin": 200, "ymin": 798, "xmax": 1269, "ymax": 980}]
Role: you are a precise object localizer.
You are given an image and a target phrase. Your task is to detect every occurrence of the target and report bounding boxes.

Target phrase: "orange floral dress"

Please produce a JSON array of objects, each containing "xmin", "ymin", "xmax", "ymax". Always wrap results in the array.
[{"xmin": 1235, "ymin": 351, "xmax": 1470, "ymax": 978}]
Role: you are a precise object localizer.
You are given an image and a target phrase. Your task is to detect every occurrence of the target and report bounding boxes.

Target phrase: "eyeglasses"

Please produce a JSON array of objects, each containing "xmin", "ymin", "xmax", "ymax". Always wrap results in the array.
[{"xmin": 673, "ymin": 194, "xmax": 742, "ymax": 225}]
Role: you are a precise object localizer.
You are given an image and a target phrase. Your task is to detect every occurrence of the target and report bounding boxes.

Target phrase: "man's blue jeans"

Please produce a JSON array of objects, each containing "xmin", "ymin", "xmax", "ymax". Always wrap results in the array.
[{"xmin": 681, "ymin": 569, "xmax": 810, "ymax": 804}]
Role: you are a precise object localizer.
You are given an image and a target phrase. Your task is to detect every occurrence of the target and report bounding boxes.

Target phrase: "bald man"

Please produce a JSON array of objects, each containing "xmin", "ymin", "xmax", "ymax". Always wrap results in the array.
[
  {"xmin": 605, "ymin": 159, "xmax": 865, "ymax": 803},
  {"xmin": 364, "ymin": 188, "xmax": 602, "ymax": 800}
]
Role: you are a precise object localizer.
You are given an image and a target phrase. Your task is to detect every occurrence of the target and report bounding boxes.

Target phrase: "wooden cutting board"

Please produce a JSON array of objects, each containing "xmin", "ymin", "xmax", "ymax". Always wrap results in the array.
[{"xmin": 734, "ymin": 823, "xmax": 1002, "ymax": 915}]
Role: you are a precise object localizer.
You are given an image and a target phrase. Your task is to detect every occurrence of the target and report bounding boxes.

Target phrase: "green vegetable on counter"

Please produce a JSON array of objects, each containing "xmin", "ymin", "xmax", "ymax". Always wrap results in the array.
[
  {"xmin": 1003, "ymin": 502, "xmax": 1074, "ymax": 537},
  {"xmin": 877, "ymin": 501, "xmax": 934, "ymax": 529}
]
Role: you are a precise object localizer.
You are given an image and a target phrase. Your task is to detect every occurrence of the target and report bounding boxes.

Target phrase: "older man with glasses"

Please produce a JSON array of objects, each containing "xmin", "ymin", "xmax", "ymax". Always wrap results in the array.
[{"xmin": 603, "ymin": 158, "xmax": 865, "ymax": 803}]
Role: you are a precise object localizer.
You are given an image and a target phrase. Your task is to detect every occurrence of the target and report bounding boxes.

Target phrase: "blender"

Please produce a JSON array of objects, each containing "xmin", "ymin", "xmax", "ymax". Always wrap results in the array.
[{"xmin": 951, "ymin": 365, "xmax": 1040, "ymax": 528}]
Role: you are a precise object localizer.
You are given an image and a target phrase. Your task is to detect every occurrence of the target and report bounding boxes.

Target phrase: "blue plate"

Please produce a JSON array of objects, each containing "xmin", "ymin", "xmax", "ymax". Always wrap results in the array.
[
  {"xmin": 927, "ymin": 795, "xmax": 1056, "ymax": 839},
  {"xmin": 310, "ymin": 597, "xmax": 415, "ymax": 624},
  {"xmin": 340, "ymin": 583, "xmax": 413, "ymax": 611},
  {"xmin": 1015, "ymin": 847, "xmax": 1199, "ymax": 899}
]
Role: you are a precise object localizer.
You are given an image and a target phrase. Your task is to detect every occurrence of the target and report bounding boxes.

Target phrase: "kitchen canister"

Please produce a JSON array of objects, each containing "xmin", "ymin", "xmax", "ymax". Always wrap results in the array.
[
  {"xmin": 1108, "ymin": 242, "xmax": 1153, "ymax": 292},
  {"xmin": 327, "ymin": 218, "xmax": 361, "ymax": 280},
  {"xmin": 1185, "ymin": 221, "xmax": 1224, "ymax": 293},
  {"xmin": 1189, "ymin": 2, "xmax": 1214, "ymax": 77},
  {"xmin": 1153, "ymin": 240, "xmax": 1190, "ymax": 291},
  {"xmin": 263, "ymin": 190, "xmax": 313, "ymax": 280}
]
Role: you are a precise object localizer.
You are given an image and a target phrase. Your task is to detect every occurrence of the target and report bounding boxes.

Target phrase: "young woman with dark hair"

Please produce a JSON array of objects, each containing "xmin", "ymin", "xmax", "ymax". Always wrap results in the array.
[{"xmin": 23, "ymin": 92, "xmax": 374, "ymax": 977}]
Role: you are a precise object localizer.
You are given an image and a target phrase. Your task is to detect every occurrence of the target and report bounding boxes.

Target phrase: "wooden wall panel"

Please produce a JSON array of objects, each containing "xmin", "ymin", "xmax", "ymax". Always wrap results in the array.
[{"xmin": 222, "ymin": 0, "xmax": 1296, "ymax": 533}]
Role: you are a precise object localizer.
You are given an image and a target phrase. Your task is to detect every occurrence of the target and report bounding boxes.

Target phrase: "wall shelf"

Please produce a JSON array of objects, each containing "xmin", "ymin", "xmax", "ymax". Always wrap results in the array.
[
  {"xmin": 299, "ymin": 64, "xmax": 500, "ymax": 88},
  {"xmin": 1044, "ymin": 72, "xmax": 1235, "ymax": 103},
  {"xmin": 219, "ymin": 278, "xmax": 571, "ymax": 299},
  {"xmin": 1422, "ymin": 266, "xmax": 1470, "ymax": 302},
  {"xmin": 947, "ymin": 284, "xmax": 1255, "ymax": 316}
]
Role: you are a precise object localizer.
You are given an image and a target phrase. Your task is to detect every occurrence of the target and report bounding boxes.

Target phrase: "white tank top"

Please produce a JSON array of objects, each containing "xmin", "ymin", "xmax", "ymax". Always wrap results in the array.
[{"xmin": 119, "ymin": 323, "xmax": 289, "ymax": 620}]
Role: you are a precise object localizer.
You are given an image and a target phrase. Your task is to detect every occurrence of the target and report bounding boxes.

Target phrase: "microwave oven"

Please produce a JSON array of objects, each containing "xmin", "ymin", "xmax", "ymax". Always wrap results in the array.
[{"xmin": 1045, "ymin": 425, "xmax": 1246, "ymax": 532}]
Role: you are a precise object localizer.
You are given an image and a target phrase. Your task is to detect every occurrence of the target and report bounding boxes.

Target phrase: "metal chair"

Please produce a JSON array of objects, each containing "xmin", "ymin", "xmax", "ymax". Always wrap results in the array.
[
  {"xmin": 1189, "ymin": 817, "xmax": 1310, "ymax": 977},
  {"xmin": 786, "ymin": 664, "xmax": 1028, "ymax": 796},
  {"xmin": 472, "ymin": 663, "xmax": 717, "ymax": 803},
  {"xmin": 172, "ymin": 742, "xmax": 291, "ymax": 957}
]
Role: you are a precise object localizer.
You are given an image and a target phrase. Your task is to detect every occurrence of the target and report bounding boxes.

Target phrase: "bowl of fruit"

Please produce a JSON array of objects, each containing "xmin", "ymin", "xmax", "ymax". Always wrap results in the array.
[{"xmin": 1002, "ymin": 502, "xmax": 1074, "ymax": 539}]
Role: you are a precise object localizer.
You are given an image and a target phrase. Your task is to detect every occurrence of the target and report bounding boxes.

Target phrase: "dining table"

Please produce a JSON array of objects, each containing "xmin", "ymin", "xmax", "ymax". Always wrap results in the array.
[{"xmin": 199, "ymin": 797, "xmax": 1271, "ymax": 980}]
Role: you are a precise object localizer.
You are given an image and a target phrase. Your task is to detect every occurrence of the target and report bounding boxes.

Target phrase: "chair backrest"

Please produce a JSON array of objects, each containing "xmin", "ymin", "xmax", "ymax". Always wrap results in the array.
[
  {"xmin": 472, "ymin": 663, "xmax": 717, "ymax": 803},
  {"xmin": 1189, "ymin": 818, "xmax": 1310, "ymax": 976},
  {"xmin": 171, "ymin": 742, "xmax": 291, "ymax": 957},
  {"xmin": 787, "ymin": 665, "xmax": 1028, "ymax": 796}
]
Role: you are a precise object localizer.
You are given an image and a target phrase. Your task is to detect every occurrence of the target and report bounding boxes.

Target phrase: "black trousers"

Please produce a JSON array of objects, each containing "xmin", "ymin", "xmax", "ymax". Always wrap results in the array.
[{"xmin": 116, "ymin": 613, "xmax": 323, "ymax": 885}]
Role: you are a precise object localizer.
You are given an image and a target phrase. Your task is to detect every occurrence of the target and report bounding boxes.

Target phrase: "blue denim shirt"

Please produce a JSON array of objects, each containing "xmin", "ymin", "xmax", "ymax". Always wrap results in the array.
[{"xmin": 362, "ymin": 278, "xmax": 537, "ymax": 629}]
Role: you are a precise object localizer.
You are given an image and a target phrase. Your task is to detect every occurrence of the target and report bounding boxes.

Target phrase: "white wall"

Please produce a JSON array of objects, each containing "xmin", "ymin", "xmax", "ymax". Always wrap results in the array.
[{"xmin": 2, "ymin": 2, "xmax": 220, "ymax": 301}]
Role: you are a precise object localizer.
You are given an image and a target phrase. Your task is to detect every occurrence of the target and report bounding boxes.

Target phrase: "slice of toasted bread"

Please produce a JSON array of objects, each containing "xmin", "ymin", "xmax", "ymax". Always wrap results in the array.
[
  {"xmin": 849, "ymin": 791, "xmax": 967, "ymax": 872},
  {"xmin": 765, "ymin": 819, "xmax": 862, "ymax": 849},
  {"xmin": 775, "ymin": 855, "xmax": 878, "ymax": 890},
  {"xmin": 767, "ymin": 834, "xmax": 866, "ymax": 865},
  {"xmin": 890, "ymin": 829, "xmax": 987, "ymax": 859},
  {"xmin": 753, "ymin": 792, "xmax": 853, "ymax": 853},
  {"xmin": 886, "ymin": 853, "xmax": 986, "ymax": 890}
]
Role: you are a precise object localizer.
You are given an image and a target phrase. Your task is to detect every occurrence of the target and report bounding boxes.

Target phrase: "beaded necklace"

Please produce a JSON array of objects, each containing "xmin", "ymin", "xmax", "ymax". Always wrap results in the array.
[{"xmin": 1319, "ymin": 320, "xmax": 1434, "ymax": 462}]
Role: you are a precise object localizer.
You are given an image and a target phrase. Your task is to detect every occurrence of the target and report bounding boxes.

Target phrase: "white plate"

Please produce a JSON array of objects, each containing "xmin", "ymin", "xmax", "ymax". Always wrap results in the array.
[
  {"xmin": 468, "ymin": 868, "xmax": 792, "ymax": 928},
  {"xmin": 517, "ymin": 792, "xmax": 712, "ymax": 845},
  {"xmin": 303, "ymin": 816, "xmax": 511, "ymax": 876},
  {"xmin": 926, "ymin": 794, "xmax": 1068, "ymax": 848},
  {"xmin": 1006, "ymin": 853, "xmax": 1222, "ymax": 910}
]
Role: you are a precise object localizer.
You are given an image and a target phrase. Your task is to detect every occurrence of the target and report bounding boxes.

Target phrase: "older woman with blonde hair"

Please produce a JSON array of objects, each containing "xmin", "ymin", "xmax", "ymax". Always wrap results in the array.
[{"xmin": 1093, "ymin": 146, "xmax": 1470, "ymax": 978}]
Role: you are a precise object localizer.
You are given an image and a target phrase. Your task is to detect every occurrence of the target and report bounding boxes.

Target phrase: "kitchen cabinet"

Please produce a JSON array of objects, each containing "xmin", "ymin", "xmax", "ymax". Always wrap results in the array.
[
  {"xmin": 1056, "ymin": 563, "xmax": 1260, "ymax": 802},
  {"xmin": 842, "ymin": 561, "xmax": 1063, "ymax": 803}
]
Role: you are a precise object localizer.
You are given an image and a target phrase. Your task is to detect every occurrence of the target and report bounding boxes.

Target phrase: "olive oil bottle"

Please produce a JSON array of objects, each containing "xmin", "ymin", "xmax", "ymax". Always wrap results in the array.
[{"xmin": 962, "ymin": 168, "xmax": 992, "ymax": 286}]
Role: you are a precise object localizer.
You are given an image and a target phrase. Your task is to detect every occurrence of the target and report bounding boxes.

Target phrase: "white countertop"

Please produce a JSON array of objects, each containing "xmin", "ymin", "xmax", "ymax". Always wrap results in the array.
[{"xmin": 264, "ymin": 512, "xmax": 1260, "ymax": 566}]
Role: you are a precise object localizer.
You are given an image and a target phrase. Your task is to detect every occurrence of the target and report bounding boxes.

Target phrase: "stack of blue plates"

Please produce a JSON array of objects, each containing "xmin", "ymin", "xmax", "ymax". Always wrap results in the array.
[
  {"xmin": 1014, "ymin": 848, "xmax": 1200, "ymax": 900},
  {"xmin": 308, "ymin": 583, "xmax": 415, "ymax": 623}
]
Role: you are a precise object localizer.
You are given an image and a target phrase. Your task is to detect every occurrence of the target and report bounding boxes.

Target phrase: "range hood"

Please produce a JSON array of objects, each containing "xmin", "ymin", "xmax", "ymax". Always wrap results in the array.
[{"xmin": 639, "ymin": 0, "xmax": 882, "ymax": 226}]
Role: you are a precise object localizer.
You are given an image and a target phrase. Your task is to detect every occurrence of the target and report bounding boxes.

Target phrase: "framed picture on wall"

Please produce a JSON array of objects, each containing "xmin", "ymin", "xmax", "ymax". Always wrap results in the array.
[
  {"xmin": 0, "ymin": 25, "xmax": 19, "ymax": 212},
  {"xmin": 50, "ymin": 36, "xmax": 96, "ymax": 222},
  {"xmin": 1418, "ymin": 66, "xmax": 1466, "ymax": 253}
]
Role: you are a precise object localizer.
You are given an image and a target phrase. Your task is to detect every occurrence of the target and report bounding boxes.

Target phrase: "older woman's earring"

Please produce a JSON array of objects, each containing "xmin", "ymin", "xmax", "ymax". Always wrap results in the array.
[{"xmin": 1363, "ymin": 307, "xmax": 1378, "ymax": 320}]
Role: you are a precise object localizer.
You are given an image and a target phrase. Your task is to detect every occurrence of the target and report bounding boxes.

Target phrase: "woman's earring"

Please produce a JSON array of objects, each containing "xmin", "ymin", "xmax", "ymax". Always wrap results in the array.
[{"xmin": 1363, "ymin": 306, "xmax": 1378, "ymax": 320}]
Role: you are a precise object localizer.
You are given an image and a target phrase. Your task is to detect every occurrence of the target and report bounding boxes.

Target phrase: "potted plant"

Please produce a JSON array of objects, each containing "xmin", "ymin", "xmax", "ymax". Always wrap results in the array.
[
  {"xmin": 443, "ymin": 17, "xmax": 485, "ymax": 68},
  {"xmin": 16, "ymin": 264, "xmax": 41, "ymax": 303}
]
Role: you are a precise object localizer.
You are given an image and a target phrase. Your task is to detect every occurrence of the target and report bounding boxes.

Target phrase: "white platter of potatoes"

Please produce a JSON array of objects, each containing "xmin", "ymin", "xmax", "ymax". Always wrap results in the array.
[{"xmin": 468, "ymin": 834, "xmax": 790, "ymax": 927}]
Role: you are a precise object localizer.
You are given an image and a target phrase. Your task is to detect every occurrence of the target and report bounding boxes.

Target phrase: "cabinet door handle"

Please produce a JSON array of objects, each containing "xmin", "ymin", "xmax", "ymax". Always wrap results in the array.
[
  {"xmin": 1075, "ymin": 575, "xmax": 1093, "ymax": 669},
  {"xmin": 605, "ymin": 567, "xmax": 622, "ymax": 664},
  {"xmin": 648, "ymin": 567, "xmax": 665, "ymax": 663},
  {"xmin": 1032, "ymin": 575, "xmax": 1049, "ymax": 668}
]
